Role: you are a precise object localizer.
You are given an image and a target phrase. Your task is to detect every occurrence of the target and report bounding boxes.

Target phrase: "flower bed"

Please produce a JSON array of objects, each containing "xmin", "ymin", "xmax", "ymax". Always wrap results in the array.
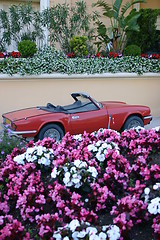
[
  {"xmin": 0, "ymin": 47, "xmax": 159, "ymax": 75},
  {"xmin": 0, "ymin": 127, "xmax": 160, "ymax": 239}
]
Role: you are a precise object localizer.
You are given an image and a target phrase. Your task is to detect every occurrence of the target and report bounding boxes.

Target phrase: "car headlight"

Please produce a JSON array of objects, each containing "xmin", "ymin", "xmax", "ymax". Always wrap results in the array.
[{"xmin": 11, "ymin": 122, "xmax": 16, "ymax": 130}]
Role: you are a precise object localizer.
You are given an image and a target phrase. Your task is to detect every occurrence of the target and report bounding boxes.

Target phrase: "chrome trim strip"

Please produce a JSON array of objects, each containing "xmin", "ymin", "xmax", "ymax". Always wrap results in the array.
[
  {"xmin": 144, "ymin": 115, "xmax": 152, "ymax": 120},
  {"xmin": 108, "ymin": 115, "xmax": 111, "ymax": 129},
  {"xmin": 2, "ymin": 124, "xmax": 37, "ymax": 135}
]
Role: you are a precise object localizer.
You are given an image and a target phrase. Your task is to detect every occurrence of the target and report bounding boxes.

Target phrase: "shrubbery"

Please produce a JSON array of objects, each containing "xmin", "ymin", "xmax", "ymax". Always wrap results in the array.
[
  {"xmin": 69, "ymin": 36, "xmax": 89, "ymax": 57},
  {"xmin": 0, "ymin": 127, "xmax": 160, "ymax": 239},
  {"xmin": 18, "ymin": 40, "xmax": 37, "ymax": 58},
  {"xmin": 123, "ymin": 44, "xmax": 141, "ymax": 56},
  {"xmin": 126, "ymin": 8, "xmax": 160, "ymax": 53}
]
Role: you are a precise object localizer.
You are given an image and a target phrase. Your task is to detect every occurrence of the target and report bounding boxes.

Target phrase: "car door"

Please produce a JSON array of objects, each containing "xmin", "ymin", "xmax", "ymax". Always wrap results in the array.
[{"xmin": 69, "ymin": 108, "xmax": 109, "ymax": 135}]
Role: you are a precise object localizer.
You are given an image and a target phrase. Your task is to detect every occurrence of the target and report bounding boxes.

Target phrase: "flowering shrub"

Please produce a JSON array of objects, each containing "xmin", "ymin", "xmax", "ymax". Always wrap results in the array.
[{"xmin": 0, "ymin": 126, "xmax": 160, "ymax": 239}]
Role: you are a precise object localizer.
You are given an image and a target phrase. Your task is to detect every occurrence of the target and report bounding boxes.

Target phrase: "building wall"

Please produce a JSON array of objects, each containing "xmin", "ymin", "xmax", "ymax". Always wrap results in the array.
[
  {"xmin": 0, "ymin": 74, "xmax": 160, "ymax": 130},
  {"xmin": 141, "ymin": 0, "xmax": 160, "ymax": 9},
  {"xmin": 0, "ymin": 0, "xmax": 40, "ymax": 11}
]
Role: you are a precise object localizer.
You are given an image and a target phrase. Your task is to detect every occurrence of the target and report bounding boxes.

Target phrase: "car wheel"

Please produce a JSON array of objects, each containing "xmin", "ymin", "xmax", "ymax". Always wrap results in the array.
[
  {"xmin": 123, "ymin": 116, "xmax": 144, "ymax": 130},
  {"xmin": 38, "ymin": 124, "xmax": 64, "ymax": 141}
]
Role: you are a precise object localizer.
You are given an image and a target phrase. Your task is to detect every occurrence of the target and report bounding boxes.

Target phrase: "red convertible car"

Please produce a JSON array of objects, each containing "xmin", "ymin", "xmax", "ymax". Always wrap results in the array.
[{"xmin": 2, "ymin": 92, "xmax": 152, "ymax": 141}]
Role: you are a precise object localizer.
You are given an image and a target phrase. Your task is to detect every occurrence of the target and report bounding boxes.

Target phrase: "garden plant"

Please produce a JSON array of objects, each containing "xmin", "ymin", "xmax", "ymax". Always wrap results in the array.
[
  {"xmin": 0, "ymin": 1, "xmax": 43, "ymax": 51},
  {"xmin": 93, "ymin": 0, "xmax": 146, "ymax": 53},
  {"xmin": 0, "ymin": 126, "xmax": 160, "ymax": 239},
  {"xmin": 0, "ymin": 47, "xmax": 159, "ymax": 76}
]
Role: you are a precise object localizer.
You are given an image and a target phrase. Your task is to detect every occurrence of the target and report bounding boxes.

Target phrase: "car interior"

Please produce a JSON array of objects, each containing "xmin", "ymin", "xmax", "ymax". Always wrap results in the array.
[{"xmin": 39, "ymin": 99, "xmax": 98, "ymax": 114}]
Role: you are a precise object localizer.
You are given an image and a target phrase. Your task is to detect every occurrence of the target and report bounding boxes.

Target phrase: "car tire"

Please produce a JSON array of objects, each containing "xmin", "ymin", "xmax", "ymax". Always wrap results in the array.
[
  {"xmin": 123, "ymin": 116, "xmax": 144, "ymax": 130},
  {"xmin": 38, "ymin": 124, "xmax": 64, "ymax": 141}
]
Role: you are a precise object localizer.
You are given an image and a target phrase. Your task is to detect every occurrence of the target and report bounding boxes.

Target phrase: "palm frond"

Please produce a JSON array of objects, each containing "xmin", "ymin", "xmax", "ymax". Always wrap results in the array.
[
  {"xmin": 113, "ymin": 0, "xmax": 122, "ymax": 19},
  {"xmin": 93, "ymin": 0, "xmax": 112, "ymax": 14},
  {"xmin": 121, "ymin": 0, "xmax": 146, "ymax": 16}
]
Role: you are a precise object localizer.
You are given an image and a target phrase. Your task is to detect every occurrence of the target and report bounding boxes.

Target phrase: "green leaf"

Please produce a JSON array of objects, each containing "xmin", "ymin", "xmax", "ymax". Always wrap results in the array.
[{"xmin": 113, "ymin": 0, "xmax": 122, "ymax": 19}]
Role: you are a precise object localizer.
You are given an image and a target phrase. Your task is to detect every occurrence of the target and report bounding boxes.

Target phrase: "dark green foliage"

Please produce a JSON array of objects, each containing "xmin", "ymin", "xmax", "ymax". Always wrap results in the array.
[
  {"xmin": 69, "ymin": 36, "xmax": 89, "ymax": 57},
  {"xmin": 126, "ymin": 8, "xmax": 160, "ymax": 53},
  {"xmin": 0, "ymin": 1, "xmax": 43, "ymax": 49},
  {"xmin": 123, "ymin": 44, "xmax": 141, "ymax": 56},
  {"xmin": 42, "ymin": 1, "xmax": 96, "ymax": 53},
  {"xmin": 93, "ymin": 0, "xmax": 146, "ymax": 53},
  {"xmin": 18, "ymin": 40, "xmax": 37, "ymax": 58},
  {"xmin": 94, "ymin": 20, "xmax": 110, "ymax": 53}
]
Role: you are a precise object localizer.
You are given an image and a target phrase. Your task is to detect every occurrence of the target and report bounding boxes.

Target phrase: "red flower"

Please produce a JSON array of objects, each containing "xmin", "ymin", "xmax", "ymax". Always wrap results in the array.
[
  {"xmin": 109, "ymin": 52, "xmax": 119, "ymax": 58},
  {"xmin": 96, "ymin": 52, "xmax": 103, "ymax": 58},
  {"xmin": 0, "ymin": 52, "xmax": 4, "ymax": 58},
  {"xmin": 66, "ymin": 52, "xmax": 75, "ymax": 58},
  {"xmin": 10, "ymin": 51, "xmax": 21, "ymax": 58},
  {"xmin": 152, "ymin": 53, "xmax": 160, "ymax": 59},
  {"xmin": 141, "ymin": 53, "xmax": 148, "ymax": 58}
]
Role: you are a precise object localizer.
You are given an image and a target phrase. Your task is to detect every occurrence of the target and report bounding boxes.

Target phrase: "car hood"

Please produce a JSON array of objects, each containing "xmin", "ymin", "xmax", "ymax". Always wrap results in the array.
[
  {"xmin": 101, "ymin": 101, "xmax": 127, "ymax": 108},
  {"xmin": 3, "ymin": 107, "xmax": 49, "ymax": 122}
]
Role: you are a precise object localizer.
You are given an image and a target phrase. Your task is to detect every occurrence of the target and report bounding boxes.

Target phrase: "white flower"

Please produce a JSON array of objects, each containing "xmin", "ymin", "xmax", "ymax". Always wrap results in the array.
[
  {"xmin": 101, "ymin": 142, "xmax": 108, "ymax": 149},
  {"xmin": 87, "ymin": 144, "xmax": 97, "ymax": 152},
  {"xmin": 79, "ymin": 161, "xmax": 87, "ymax": 168},
  {"xmin": 63, "ymin": 172, "xmax": 72, "ymax": 186},
  {"xmin": 44, "ymin": 152, "xmax": 50, "ymax": 159},
  {"xmin": 73, "ymin": 134, "xmax": 82, "ymax": 141},
  {"xmin": 86, "ymin": 227, "xmax": 98, "ymax": 235},
  {"xmin": 106, "ymin": 144, "xmax": 112, "ymax": 150},
  {"xmin": 70, "ymin": 167, "xmax": 76, "ymax": 173},
  {"xmin": 72, "ymin": 231, "xmax": 79, "ymax": 240},
  {"xmin": 13, "ymin": 154, "xmax": 25, "ymax": 165},
  {"xmin": 74, "ymin": 160, "xmax": 81, "ymax": 168},
  {"xmin": 148, "ymin": 197, "xmax": 160, "ymax": 215},
  {"xmin": 51, "ymin": 167, "xmax": 58, "ymax": 178},
  {"xmin": 99, "ymin": 232, "xmax": 107, "ymax": 239},
  {"xmin": 72, "ymin": 174, "xmax": 81, "ymax": 186},
  {"xmin": 107, "ymin": 225, "xmax": 120, "ymax": 240},
  {"xmin": 76, "ymin": 230, "xmax": 87, "ymax": 238},
  {"xmin": 69, "ymin": 219, "xmax": 80, "ymax": 232},
  {"xmin": 63, "ymin": 237, "xmax": 69, "ymax": 240},
  {"xmin": 89, "ymin": 234, "xmax": 100, "ymax": 240},
  {"xmin": 96, "ymin": 152, "xmax": 105, "ymax": 162},
  {"xmin": 52, "ymin": 233, "xmax": 62, "ymax": 239},
  {"xmin": 49, "ymin": 148, "xmax": 54, "ymax": 154},
  {"xmin": 27, "ymin": 154, "xmax": 37, "ymax": 162},
  {"xmin": 38, "ymin": 156, "xmax": 50, "ymax": 166},
  {"xmin": 144, "ymin": 187, "xmax": 150, "ymax": 195},
  {"xmin": 36, "ymin": 146, "xmax": 44, "ymax": 156},
  {"xmin": 88, "ymin": 166, "xmax": 98, "ymax": 178},
  {"xmin": 96, "ymin": 140, "xmax": 102, "ymax": 147},
  {"xmin": 153, "ymin": 183, "xmax": 160, "ymax": 190},
  {"xmin": 25, "ymin": 147, "xmax": 35, "ymax": 159},
  {"xmin": 102, "ymin": 225, "xmax": 108, "ymax": 231}
]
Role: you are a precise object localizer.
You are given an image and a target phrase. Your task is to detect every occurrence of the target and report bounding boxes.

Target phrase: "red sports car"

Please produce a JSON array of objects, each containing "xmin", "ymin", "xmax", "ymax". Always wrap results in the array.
[{"xmin": 2, "ymin": 92, "xmax": 152, "ymax": 141}]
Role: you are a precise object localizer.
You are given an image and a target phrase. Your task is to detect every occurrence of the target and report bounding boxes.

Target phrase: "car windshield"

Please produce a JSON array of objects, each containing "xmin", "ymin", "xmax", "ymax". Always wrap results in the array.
[
  {"xmin": 76, "ymin": 94, "xmax": 103, "ymax": 109},
  {"xmin": 76, "ymin": 95, "xmax": 91, "ymax": 104}
]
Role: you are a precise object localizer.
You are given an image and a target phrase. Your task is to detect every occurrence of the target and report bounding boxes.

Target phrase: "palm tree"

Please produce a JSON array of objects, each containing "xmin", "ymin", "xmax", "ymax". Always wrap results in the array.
[{"xmin": 93, "ymin": 0, "xmax": 146, "ymax": 53}]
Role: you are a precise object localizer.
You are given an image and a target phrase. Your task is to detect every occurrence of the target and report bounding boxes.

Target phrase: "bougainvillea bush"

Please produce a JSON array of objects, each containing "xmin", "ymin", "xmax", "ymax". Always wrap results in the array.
[{"xmin": 0, "ymin": 126, "xmax": 160, "ymax": 239}]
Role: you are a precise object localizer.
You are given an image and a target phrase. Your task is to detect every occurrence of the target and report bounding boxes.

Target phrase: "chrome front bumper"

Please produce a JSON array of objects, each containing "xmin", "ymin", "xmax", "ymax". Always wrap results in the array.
[
  {"xmin": 144, "ymin": 115, "xmax": 152, "ymax": 120},
  {"xmin": 2, "ymin": 123, "xmax": 37, "ymax": 136}
]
